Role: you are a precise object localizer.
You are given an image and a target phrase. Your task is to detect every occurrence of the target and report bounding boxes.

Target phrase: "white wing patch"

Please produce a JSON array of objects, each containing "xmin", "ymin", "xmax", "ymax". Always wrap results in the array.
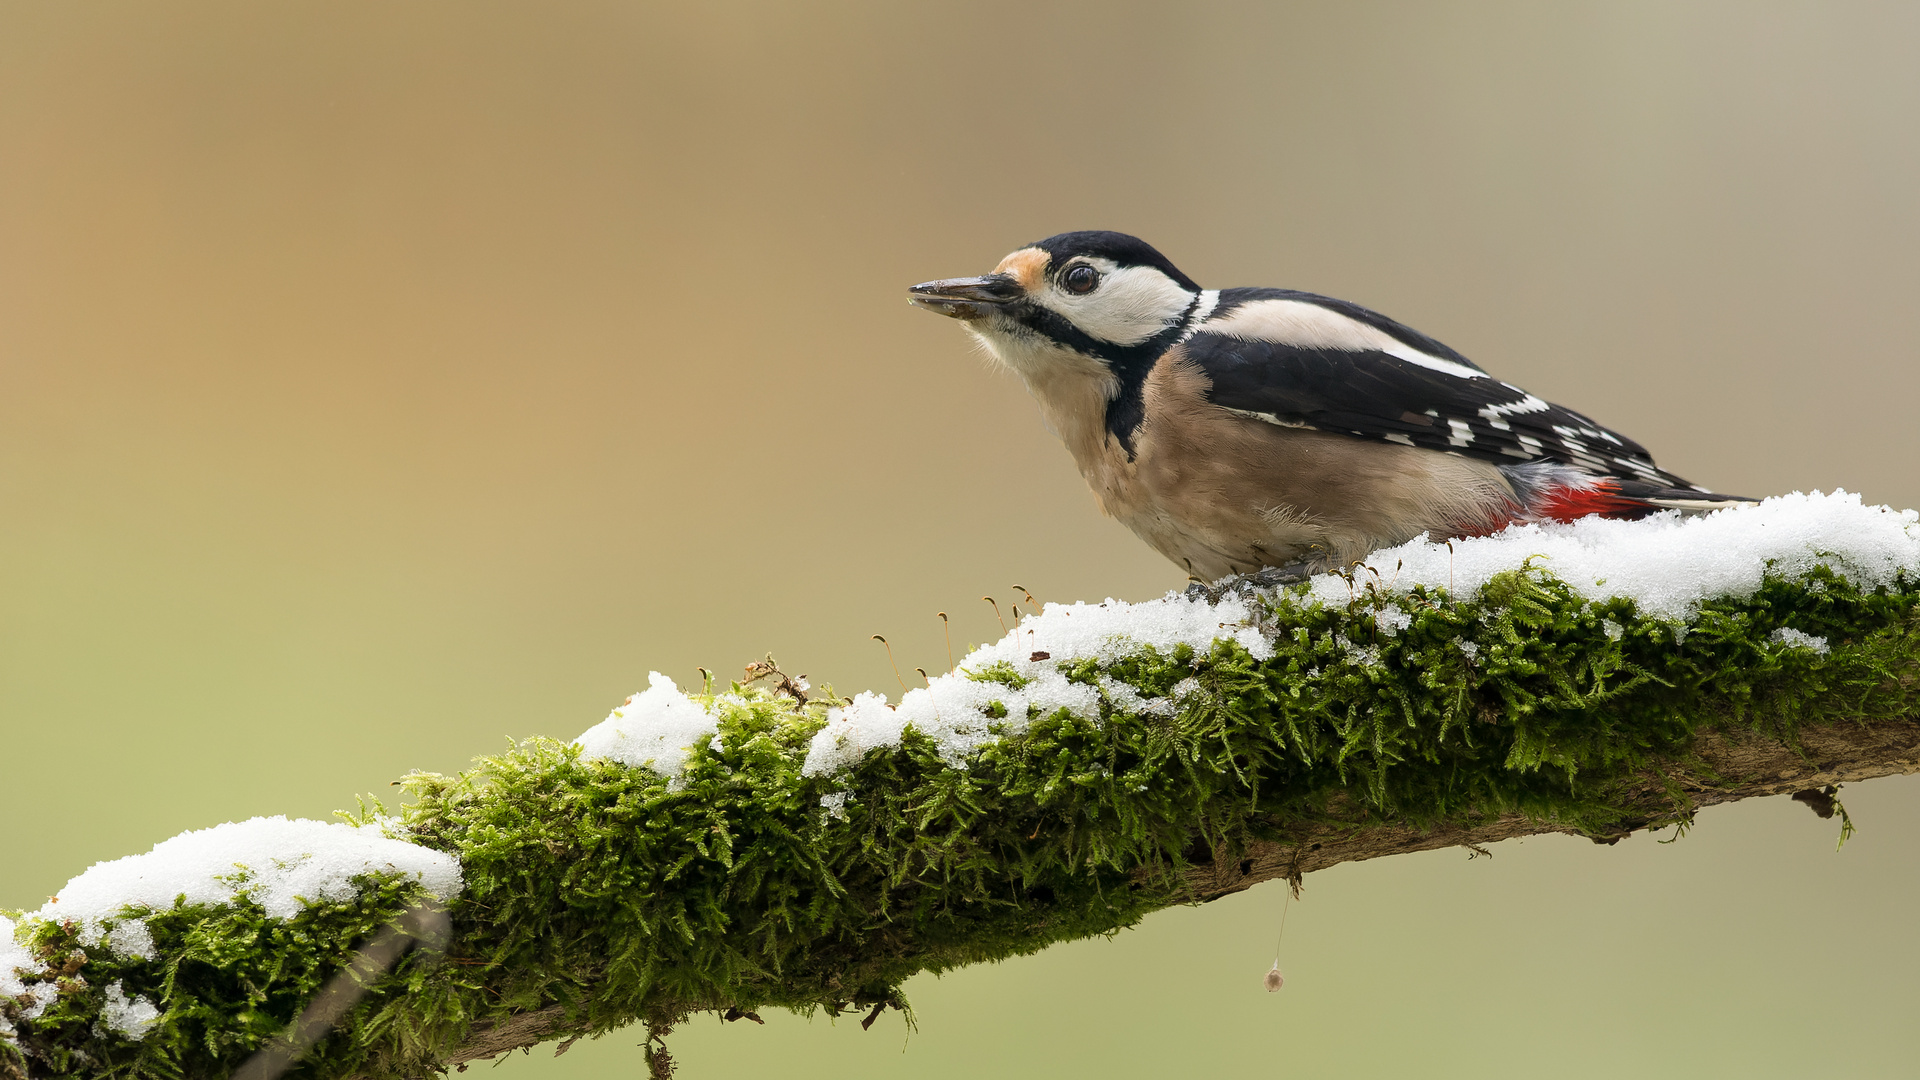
[
  {"xmin": 1200, "ymin": 298, "xmax": 1486, "ymax": 381},
  {"xmin": 1477, "ymin": 387, "xmax": 1550, "ymax": 430}
]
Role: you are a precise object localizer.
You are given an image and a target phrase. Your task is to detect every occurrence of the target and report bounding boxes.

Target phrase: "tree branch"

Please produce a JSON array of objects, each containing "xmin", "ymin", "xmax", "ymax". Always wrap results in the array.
[
  {"xmin": 9, "ymin": 514, "xmax": 1920, "ymax": 1079},
  {"xmin": 428, "ymin": 720, "xmax": 1920, "ymax": 1073}
]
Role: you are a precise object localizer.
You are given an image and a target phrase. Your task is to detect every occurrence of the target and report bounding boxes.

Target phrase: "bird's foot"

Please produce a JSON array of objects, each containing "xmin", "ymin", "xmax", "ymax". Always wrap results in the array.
[{"xmin": 1184, "ymin": 561, "xmax": 1316, "ymax": 603}]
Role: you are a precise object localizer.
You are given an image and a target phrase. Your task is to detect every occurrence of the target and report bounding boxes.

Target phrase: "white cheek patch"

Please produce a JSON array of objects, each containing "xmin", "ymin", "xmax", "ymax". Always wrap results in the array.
[
  {"xmin": 1201, "ymin": 299, "xmax": 1485, "ymax": 381},
  {"xmin": 1031, "ymin": 261, "xmax": 1197, "ymax": 346}
]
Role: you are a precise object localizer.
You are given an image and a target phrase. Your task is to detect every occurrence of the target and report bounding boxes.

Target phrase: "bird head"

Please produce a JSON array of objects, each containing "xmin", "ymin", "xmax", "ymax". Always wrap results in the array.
[{"xmin": 909, "ymin": 231, "xmax": 1203, "ymax": 377}]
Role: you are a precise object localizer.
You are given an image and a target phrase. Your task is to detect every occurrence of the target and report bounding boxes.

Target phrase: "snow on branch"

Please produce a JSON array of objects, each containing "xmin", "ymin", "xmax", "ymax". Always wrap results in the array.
[{"xmin": 7, "ymin": 492, "xmax": 1920, "ymax": 1080}]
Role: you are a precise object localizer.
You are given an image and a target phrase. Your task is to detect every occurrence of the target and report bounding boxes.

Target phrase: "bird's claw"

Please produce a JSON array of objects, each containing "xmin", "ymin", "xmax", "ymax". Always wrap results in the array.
[{"xmin": 1184, "ymin": 562, "xmax": 1315, "ymax": 603}]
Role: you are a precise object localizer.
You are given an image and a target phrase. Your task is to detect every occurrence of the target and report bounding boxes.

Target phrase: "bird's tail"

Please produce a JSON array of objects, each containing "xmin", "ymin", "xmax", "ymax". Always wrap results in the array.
[{"xmin": 1499, "ymin": 461, "xmax": 1755, "ymax": 524}]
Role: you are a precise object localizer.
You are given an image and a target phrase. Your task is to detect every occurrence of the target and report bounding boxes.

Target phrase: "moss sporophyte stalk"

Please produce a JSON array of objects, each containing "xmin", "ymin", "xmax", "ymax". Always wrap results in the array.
[{"xmin": 6, "ymin": 494, "xmax": 1920, "ymax": 1079}]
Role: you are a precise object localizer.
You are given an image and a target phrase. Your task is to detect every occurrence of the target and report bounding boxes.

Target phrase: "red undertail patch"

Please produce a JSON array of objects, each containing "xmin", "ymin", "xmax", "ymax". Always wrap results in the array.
[{"xmin": 1531, "ymin": 480, "xmax": 1652, "ymax": 522}]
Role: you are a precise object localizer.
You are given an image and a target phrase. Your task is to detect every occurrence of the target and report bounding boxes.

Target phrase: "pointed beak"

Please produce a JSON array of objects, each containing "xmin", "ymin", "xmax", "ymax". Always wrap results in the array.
[{"xmin": 907, "ymin": 274, "xmax": 1025, "ymax": 320}]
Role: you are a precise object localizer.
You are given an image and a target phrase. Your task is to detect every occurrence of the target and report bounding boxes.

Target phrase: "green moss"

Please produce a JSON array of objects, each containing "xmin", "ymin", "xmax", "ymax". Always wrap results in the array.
[
  {"xmin": 3, "ymin": 876, "xmax": 449, "ymax": 1080},
  {"xmin": 7, "ymin": 563, "xmax": 1919, "ymax": 1079}
]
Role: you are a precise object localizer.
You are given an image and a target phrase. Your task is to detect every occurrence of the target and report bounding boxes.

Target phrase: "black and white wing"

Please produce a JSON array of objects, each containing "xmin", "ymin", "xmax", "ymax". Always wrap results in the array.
[{"xmin": 1182, "ymin": 288, "xmax": 1713, "ymax": 494}]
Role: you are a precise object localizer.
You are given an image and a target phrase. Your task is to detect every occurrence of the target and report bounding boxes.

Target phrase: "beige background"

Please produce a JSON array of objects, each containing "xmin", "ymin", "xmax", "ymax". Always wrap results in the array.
[{"xmin": 4, "ymin": 2, "xmax": 1918, "ymax": 1076}]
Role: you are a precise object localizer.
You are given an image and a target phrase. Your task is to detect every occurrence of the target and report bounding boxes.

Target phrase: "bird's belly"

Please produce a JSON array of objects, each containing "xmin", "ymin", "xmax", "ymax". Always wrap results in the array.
[{"xmin": 1089, "ymin": 421, "xmax": 1519, "ymax": 582}]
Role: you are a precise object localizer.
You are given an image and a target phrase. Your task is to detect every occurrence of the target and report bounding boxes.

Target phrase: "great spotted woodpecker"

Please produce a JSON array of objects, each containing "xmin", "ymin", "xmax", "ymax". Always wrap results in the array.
[{"xmin": 910, "ymin": 230, "xmax": 1752, "ymax": 583}]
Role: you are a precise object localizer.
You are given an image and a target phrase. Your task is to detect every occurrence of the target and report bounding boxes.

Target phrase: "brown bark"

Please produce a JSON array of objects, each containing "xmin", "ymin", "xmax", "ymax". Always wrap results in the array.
[
  {"xmin": 445, "ymin": 1007, "xmax": 572, "ymax": 1068},
  {"xmin": 1181, "ymin": 719, "xmax": 1920, "ymax": 903},
  {"xmin": 437, "ymin": 719, "xmax": 1920, "ymax": 1071}
]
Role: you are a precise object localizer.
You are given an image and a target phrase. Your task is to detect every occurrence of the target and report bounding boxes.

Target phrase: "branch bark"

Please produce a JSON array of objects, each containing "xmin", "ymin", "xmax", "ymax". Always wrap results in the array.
[
  {"xmin": 436, "ymin": 719, "xmax": 1920, "ymax": 1071},
  {"xmin": 1180, "ymin": 719, "xmax": 1920, "ymax": 902}
]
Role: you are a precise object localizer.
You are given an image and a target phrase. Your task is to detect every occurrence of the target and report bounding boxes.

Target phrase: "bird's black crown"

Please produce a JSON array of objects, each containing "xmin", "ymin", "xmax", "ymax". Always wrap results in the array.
[{"xmin": 1027, "ymin": 231, "xmax": 1202, "ymax": 291}]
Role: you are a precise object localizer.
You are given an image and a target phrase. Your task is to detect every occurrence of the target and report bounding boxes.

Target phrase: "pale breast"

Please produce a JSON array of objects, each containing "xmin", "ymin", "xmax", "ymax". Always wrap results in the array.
[{"xmin": 1113, "ymin": 351, "xmax": 1519, "ymax": 580}]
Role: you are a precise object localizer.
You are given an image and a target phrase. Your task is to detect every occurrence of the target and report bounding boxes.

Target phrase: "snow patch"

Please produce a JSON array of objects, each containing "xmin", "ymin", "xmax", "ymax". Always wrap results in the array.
[
  {"xmin": 2, "ymin": 914, "xmax": 37, "ymax": 1039},
  {"xmin": 574, "ymin": 672, "xmax": 719, "ymax": 783},
  {"xmin": 1, "ymin": 915, "xmax": 61, "ymax": 1029},
  {"xmin": 1770, "ymin": 627, "xmax": 1831, "ymax": 655},
  {"xmin": 802, "ymin": 593, "xmax": 1271, "ymax": 775},
  {"xmin": 1374, "ymin": 604, "xmax": 1412, "ymax": 636},
  {"xmin": 31, "ymin": 817, "xmax": 462, "ymax": 961},
  {"xmin": 97, "ymin": 981, "xmax": 161, "ymax": 1041},
  {"xmin": 102, "ymin": 920, "xmax": 156, "ymax": 961},
  {"xmin": 0, "ymin": 915, "xmax": 30, "ymax": 996},
  {"xmin": 1306, "ymin": 491, "xmax": 1920, "ymax": 622},
  {"xmin": 803, "ymin": 691, "xmax": 907, "ymax": 777}
]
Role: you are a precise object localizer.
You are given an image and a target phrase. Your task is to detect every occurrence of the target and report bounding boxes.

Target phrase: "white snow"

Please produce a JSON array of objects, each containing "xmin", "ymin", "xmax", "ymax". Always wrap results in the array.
[
  {"xmin": 1305, "ymin": 491, "xmax": 1920, "ymax": 622},
  {"xmin": 2, "ymin": 913, "xmax": 35, "ymax": 1039},
  {"xmin": 1374, "ymin": 604, "xmax": 1412, "ymax": 636},
  {"xmin": 1, "ymin": 914, "xmax": 60, "ymax": 1029},
  {"xmin": 804, "ymin": 691, "xmax": 908, "ymax": 776},
  {"xmin": 30, "ymin": 816, "xmax": 462, "ymax": 961},
  {"xmin": 1770, "ymin": 627, "xmax": 1831, "ymax": 655},
  {"xmin": 97, "ymin": 981, "xmax": 161, "ymax": 1041},
  {"xmin": 802, "ymin": 593, "xmax": 1272, "ymax": 775},
  {"xmin": 574, "ymin": 672, "xmax": 720, "ymax": 783},
  {"xmin": 0, "ymin": 915, "xmax": 29, "ymax": 995},
  {"xmin": 101, "ymin": 920, "xmax": 156, "ymax": 961}
]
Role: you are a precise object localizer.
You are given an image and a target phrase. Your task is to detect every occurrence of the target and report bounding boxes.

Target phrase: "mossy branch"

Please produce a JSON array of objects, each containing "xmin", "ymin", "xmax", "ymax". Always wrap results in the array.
[{"xmin": 7, "ymin": 562, "xmax": 1920, "ymax": 1080}]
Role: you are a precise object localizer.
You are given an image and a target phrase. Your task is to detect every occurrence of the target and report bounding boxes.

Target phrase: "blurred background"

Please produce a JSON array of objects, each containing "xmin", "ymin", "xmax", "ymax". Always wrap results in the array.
[{"xmin": 5, "ymin": 2, "xmax": 1918, "ymax": 1076}]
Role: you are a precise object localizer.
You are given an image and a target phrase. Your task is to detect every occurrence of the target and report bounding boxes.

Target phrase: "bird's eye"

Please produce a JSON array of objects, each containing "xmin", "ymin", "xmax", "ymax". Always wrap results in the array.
[{"xmin": 1062, "ymin": 264, "xmax": 1100, "ymax": 295}]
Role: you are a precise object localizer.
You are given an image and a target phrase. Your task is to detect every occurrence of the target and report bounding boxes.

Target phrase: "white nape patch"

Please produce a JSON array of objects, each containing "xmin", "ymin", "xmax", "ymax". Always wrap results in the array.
[
  {"xmin": 575, "ymin": 672, "xmax": 721, "ymax": 785},
  {"xmin": 1029, "ymin": 257, "xmax": 1197, "ymax": 346},
  {"xmin": 1200, "ymin": 299, "xmax": 1485, "ymax": 380},
  {"xmin": 1176, "ymin": 290, "xmax": 1221, "ymax": 341},
  {"xmin": 1306, "ymin": 490, "xmax": 1920, "ymax": 623},
  {"xmin": 800, "ymin": 593, "xmax": 1274, "ymax": 777}
]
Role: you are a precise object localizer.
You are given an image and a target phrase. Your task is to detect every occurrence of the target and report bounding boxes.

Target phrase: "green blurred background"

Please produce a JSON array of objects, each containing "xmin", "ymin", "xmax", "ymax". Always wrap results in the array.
[{"xmin": 5, "ymin": 2, "xmax": 1918, "ymax": 1076}]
